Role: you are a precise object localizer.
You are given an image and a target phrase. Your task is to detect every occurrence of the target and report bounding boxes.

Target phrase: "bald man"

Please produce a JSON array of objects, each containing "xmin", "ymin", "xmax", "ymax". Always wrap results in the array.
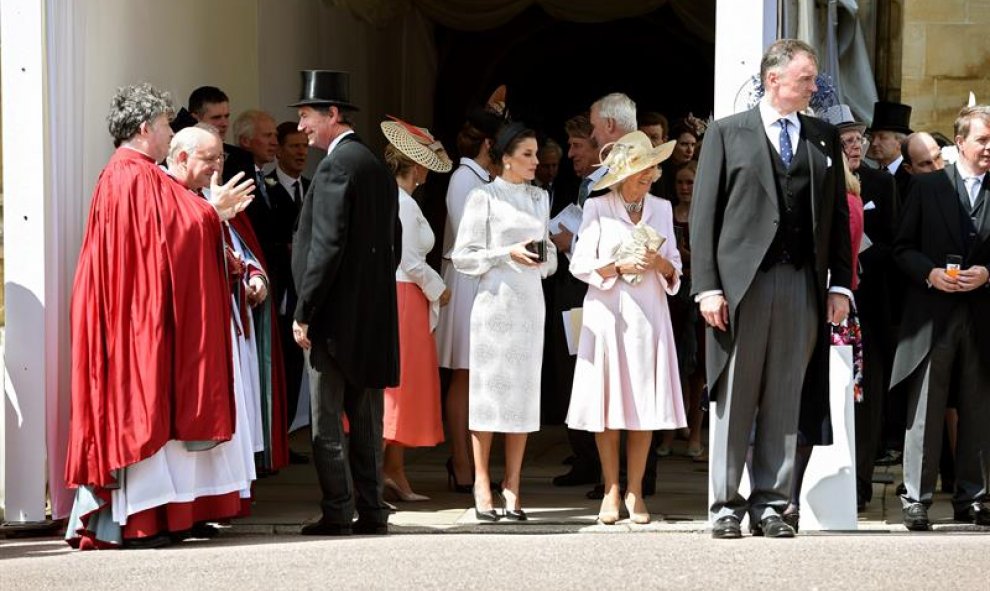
[{"xmin": 901, "ymin": 132, "xmax": 945, "ymax": 176}]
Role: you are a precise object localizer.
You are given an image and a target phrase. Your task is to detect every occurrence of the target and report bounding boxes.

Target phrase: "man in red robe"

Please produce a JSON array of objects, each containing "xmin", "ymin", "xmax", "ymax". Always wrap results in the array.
[
  {"xmin": 64, "ymin": 84, "xmax": 253, "ymax": 549},
  {"xmin": 169, "ymin": 123, "xmax": 290, "ymax": 475}
]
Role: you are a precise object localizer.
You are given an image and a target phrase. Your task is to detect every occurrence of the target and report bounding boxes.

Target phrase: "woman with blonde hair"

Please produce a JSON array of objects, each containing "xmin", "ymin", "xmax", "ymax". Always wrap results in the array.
[
  {"xmin": 380, "ymin": 117, "xmax": 453, "ymax": 501},
  {"xmin": 567, "ymin": 131, "xmax": 686, "ymax": 525}
]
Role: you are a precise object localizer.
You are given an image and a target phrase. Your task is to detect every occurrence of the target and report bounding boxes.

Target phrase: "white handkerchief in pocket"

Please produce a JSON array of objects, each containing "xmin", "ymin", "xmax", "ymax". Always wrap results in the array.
[{"xmin": 863, "ymin": 201, "xmax": 876, "ymax": 211}]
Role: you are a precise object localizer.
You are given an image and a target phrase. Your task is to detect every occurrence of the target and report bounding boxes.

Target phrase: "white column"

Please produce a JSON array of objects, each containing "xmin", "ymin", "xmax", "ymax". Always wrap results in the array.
[
  {"xmin": 713, "ymin": 0, "xmax": 778, "ymax": 119},
  {"xmin": 1, "ymin": 0, "xmax": 51, "ymax": 523},
  {"xmin": 707, "ymin": 0, "xmax": 778, "ymax": 527}
]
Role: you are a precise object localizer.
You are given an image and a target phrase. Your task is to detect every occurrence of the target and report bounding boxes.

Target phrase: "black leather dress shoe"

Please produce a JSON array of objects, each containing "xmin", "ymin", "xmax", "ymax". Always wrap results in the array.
[
  {"xmin": 711, "ymin": 516, "xmax": 742, "ymax": 539},
  {"xmin": 352, "ymin": 520, "xmax": 389, "ymax": 535},
  {"xmin": 552, "ymin": 467, "xmax": 600, "ymax": 487},
  {"xmin": 953, "ymin": 502, "xmax": 990, "ymax": 526},
  {"xmin": 782, "ymin": 512, "xmax": 800, "ymax": 533},
  {"xmin": 902, "ymin": 502, "xmax": 931, "ymax": 531},
  {"xmin": 300, "ymin": 519, "xmax": 352, "ymax": 536},
  {"xmin": 751, "ymin": 515, "xmax": 795, "ymax": 538}
]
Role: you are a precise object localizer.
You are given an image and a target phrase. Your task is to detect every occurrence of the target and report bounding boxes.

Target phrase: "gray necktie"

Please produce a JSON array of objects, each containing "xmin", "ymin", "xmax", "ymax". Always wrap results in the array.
[
  {"xmin": 256, "ymin": 170, "xmax": 270, "ymax": 206},
  {"xmin": 966, "ymin": 177, "xmax": 981, "ymax": 208},
  {"xmin": 578, "ymin": 177, "xmax": 592, "ymax": 206}
]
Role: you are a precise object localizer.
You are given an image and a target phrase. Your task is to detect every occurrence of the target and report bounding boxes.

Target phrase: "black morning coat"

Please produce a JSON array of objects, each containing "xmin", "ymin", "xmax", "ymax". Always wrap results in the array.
[
  {"xmin": 291, "ymin": 133, "xmax": 401, "ymax": 389},
  {"xmin": 890, "ymin": 164, "xmax": 990, "ymax": 388}
]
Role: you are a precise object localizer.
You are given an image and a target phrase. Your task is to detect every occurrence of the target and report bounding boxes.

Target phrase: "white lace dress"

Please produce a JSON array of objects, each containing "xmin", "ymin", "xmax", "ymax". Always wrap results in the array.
[{"xmin": 452, "ymin": 177, "xmax": 557, "ymax": 433}]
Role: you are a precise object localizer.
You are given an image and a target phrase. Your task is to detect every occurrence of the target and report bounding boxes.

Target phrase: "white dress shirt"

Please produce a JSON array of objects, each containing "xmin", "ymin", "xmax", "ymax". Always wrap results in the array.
[
  {"xmin": 275, "ymin": 165, "xmax": 302, "ymax": 200},
  {"xmin": 759, "ymin": 100, "xmax": 801, "ymax": 155},
  {"xmin": 327, "ymin": 129, "xmax": 355, "ymax": 155},
  {"xmin": 886, "ymin": 155, "xmax": 904, "ymax": 176},
  {"xmin": 956, "ymin": 160, "xmax": 987, "ymax": 209}
]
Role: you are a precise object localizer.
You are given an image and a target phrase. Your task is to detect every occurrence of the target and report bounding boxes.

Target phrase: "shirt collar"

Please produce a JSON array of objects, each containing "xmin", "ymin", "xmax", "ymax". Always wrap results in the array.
[
  {"xmin": 955, "ymin": 159, "xmax": 988, "ymax": 182},
  {"xmin": 461, "ymin": 157, "xmax": 491, "ymax": 181},
  {"xmin": 887, "ymin": 155, "xmax": 903, "ymax": 175},
  {"xmin": 587, "ymin": 165, "xmax": 608, "ymax": 183},
  {"xmin": 275, "ymin": 165, "xmax": 300, "ymax": 193},
  {"xmin": 327, "ymin": 129, "xmax": 355, "ymax": 155},
  {"xmin": 759, "ymin": 99, "xmax": 801, "ymax": 131}
]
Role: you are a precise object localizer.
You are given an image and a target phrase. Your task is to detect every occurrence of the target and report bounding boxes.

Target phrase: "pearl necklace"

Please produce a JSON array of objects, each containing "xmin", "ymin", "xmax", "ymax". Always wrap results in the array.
[{"xmin": 623, "ymin": 198, "xmax": 644, "ymax": 214}]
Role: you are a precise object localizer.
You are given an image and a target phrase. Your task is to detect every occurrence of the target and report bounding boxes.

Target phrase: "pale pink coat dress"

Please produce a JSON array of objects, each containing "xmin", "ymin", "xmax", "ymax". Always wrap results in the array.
[{"xmin": 566, "ymin": 191, "xmax": 688, "ymax": 432}]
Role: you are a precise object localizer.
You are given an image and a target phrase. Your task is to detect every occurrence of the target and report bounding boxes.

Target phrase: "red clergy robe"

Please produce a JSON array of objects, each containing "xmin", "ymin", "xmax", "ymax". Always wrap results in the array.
[
  {"xmin": 65, "ymin": 148, "xmax": 235, "ymax": 488},
  {"xmin": 228, "ymin": 212, "xmax": 289, "ymax": 471}
]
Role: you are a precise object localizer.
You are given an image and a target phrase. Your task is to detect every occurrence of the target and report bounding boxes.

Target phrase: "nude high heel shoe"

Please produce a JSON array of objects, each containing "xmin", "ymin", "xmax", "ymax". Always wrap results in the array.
[
  {"xmin": 383, "ymin": 477, "xmax": 430, "ymax": 502},
  {"xmin": 624, "ymin": 493, "xmax": 651, "ymax": 525},
  {"xmin": 597, "ymin": 498, "xmax": 620, "ymax": 525}
]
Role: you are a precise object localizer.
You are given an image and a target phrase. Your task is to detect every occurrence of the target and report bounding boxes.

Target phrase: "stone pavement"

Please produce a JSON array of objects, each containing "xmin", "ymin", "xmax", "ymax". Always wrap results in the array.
[{"xmin": 236, "ymin": 426, "xmax": 977, "ymax": 535}]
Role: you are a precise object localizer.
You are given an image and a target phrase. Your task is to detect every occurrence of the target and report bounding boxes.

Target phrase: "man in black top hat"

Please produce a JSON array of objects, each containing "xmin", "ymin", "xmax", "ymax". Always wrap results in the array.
[
  {"xmin": 867, "ymin": 101, "xmax": 914, "ymax": 200},
  {"xmin": 290, "ymin": 70, "xmax": 401, "ymax": 536}
]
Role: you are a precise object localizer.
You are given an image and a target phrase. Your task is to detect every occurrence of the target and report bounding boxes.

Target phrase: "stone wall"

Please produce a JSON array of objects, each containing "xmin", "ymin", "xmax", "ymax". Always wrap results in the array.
[{"xmin": 901, "ymin": 0, "xmax": 990, "ymax": 135}]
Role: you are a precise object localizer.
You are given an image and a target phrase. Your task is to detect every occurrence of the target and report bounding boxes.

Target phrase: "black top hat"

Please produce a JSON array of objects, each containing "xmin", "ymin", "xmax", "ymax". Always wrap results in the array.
[
  {"xmin": 289, "ymin": 70, "xmax": 359, "ymax": 111},
  {"xmin": 868, "ymin": 101, "xmax": 912, "ymax": 135}
]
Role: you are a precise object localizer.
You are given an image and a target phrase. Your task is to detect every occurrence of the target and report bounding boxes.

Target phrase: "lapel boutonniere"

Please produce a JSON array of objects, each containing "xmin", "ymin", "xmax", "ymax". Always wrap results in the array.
[{"xmin": 264, "ymin": 177, "xmax": 277, "ymax": 188}]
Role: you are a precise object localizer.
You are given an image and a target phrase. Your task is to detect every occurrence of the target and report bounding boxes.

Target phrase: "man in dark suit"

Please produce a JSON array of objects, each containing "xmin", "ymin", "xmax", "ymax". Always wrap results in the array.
[
  {"xmin": 547, "ymin": 115, "xmax": 600, "ymax": 487},
  {"xmin": 266, "ymin": 122, "xmax": 311, "ymax": 459},
  {"xmin": 235, "ymin": 110, "xmax": 280, "ymax": 268},
  {"xmin": 691, "ymin": 39, "xmax": 852, "ymax": 539},
  {"xmin": 891, "ymin": 105, "xmax": 990, "ymax": 531},
  {"xmin": 866, "ymin": 101, "xmax": 913, "ymax": 202},
  {"xmin": 290, "ymin": 70, "xmax": 401, "ymax": 536},
  {"xmin": 169, "ymin": 86, "xmax": 255, "ymax": 183},
  {"xmin": 824, "ymin": 104, "xmax": 900, "ymax": 511}
]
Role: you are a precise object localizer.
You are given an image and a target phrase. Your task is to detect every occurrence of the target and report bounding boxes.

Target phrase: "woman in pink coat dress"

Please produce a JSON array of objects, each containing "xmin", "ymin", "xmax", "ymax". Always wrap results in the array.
[{"xmin": 567, "ymin": 131, "xmax": 687, "ymax": 525}]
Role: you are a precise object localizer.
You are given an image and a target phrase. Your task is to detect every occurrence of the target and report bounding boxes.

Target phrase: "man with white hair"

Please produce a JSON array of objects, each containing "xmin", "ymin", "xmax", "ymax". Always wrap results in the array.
[
  {"xmin": 587, "ymin": 93, "xmax": 638, "ymax": 203},
  {"xmin": 168, "ymin": 124, "xmax": 290, "ymax": 471}
]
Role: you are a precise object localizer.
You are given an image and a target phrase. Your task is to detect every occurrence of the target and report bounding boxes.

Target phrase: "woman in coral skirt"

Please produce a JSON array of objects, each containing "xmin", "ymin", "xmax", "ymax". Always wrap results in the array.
[{"xmin": 380, "ymin": 117, "xmax": 453, "ymax": 501}]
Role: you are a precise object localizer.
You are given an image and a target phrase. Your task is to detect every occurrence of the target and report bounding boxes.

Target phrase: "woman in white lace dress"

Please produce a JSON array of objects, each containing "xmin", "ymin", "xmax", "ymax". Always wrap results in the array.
[
  {"xmin": 452, "ymin": 124, "xmax": 557, "ymax": 521},
  {"xmin": 435, "ymin": 110, "xmax": 500, "ymax": 492}
]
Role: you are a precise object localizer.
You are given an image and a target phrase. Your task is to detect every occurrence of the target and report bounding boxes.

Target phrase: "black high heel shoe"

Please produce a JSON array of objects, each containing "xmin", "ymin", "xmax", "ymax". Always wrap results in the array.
[
  {"xmin": 497, "ymin": 488, "xmax": 528, "ymax": 521},
  {"xmin": 473, "ymin": 485, "xmax": 500, "ymax": 522},
  {"xmin": 474, "ymin": 507, "xmax": 500, "ymax": 522},
  {"xmin": 446, "ymin": 457, "xmax": 473, "ymax": 494}
]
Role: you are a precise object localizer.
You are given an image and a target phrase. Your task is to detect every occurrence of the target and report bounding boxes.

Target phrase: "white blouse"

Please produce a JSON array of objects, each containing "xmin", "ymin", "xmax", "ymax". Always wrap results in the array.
[{"xmin": 396, "ymin": 187, "xmax": 446, "ymax": 301}]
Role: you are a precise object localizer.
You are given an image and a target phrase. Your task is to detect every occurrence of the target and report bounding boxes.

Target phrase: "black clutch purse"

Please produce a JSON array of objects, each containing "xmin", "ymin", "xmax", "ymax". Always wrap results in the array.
[{"xmin": 525, "ymin": 239, "xmax": 547, "ymax": 263}]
